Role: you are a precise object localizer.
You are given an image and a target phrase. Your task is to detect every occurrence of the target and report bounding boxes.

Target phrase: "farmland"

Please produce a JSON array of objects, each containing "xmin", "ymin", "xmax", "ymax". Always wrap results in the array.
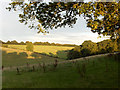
[
  {"xmin": 2, "ymin": 46, "xmax": 119, "ymax": 88},
  {"xmin": 1, "ymin": 47, "xmax": 65, "ymax": 68},
  {"xmin": 7, "ymin": 45, "xmax": 74, "ymax": 59}
]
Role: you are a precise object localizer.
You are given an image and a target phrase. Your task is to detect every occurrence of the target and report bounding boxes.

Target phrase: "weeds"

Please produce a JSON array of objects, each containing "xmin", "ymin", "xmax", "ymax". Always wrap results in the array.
[
  {"xmin": 38, "ymin": 63, "xmax": 42, "ymax": 70},
  {"xmin": 82, "ymin": 63, "xmax": 86, "ymax": 75},
  {"xmin": 42, "ymin": 62, "xmax": 46, "ymax": 73},
  {"xmin": 76, "ymin": 62, "xmax": 87, "ymax": 78},
  {"xmin": 26, "ymin": 62, "xmax": 29, "ymax": 67},
  {"xmin": 53, "ymin": 59, "xmax": 58, "ymax": 70},
  {"xmin": 93, "ymin": 61, "xmax": 95, "ymax": 66}
]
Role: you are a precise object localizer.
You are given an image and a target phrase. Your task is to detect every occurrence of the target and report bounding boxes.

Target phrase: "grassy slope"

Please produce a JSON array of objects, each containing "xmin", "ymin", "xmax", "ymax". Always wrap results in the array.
[
  {"xmin": 1, "ymin": 47, "xmax": 65, "ymax": 68},
  {"xmin": 7, "ymin": 45, "xmax": 74, "ymax": 59},
  {"xmin": 2, "ymin": 52, "xmax": 119, "ymax": 88}
]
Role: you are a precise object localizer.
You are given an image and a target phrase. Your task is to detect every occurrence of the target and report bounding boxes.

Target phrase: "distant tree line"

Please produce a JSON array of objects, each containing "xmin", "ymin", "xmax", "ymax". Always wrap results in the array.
[
  {"xmin": 0, "ymin": 40, "xmax": 76, "ymax": 47},
  {"xmin": 67, "ymin": 39, "xmax": 120, "ymax": 60}
]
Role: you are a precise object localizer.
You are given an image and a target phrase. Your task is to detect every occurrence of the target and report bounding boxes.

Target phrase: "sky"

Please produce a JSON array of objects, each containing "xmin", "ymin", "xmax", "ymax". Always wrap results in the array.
[{"xmin": 0, "ymin": 0, "xmax": 109, "ymax": 45}]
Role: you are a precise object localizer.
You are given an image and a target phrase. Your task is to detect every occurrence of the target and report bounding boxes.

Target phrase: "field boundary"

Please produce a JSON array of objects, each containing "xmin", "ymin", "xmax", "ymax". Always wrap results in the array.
[{"xmin": 2, "ymin": 51, "xmax": 118, "ymax": 71}]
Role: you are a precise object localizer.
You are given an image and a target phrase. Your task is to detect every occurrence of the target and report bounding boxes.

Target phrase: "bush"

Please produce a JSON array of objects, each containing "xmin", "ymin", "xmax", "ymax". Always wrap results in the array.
[
  {"xmin": 26, "ymin": 42, "xmax": 34, "ymax": 51},
  {"xmin": 19, "ymin": 52, "xmax": 28, "ymax": 58}
]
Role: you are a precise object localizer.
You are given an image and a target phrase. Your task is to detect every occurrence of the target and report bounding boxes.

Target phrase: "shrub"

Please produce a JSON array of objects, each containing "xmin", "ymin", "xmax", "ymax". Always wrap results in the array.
[
  {"xmin": 26, "ymin": 42, "xmax": 34, "ymax": 51},
  {"xmin": 31, "ymin": 52, "xmax": 40, "ymax": 59},
  {"xmin": 19, "ymin": 52, "xmax": 28, "ymax": 58}
]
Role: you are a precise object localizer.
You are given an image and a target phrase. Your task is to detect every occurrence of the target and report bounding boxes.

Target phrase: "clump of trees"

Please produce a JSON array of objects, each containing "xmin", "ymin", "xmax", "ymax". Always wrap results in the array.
[
  {"xmin": 26, "ymin": 42, "xmax": 34, "ymax": 51},
  {"xmin": 67, "ymin": 39, "xmax": 120, "ymax": 60},
  {"xmin": 1, "ymin": 40, "xmax": 76, "ymax": 47}
]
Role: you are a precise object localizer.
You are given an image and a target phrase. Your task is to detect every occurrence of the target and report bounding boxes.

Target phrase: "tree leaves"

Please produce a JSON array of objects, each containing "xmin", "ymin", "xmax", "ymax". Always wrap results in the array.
[{"xmin": 6, "ymin": 1, "xmax": 120, "ymax": 39}]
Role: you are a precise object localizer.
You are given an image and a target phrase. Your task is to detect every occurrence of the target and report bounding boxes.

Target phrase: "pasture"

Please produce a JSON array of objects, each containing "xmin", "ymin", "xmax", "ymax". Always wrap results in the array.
[
  {"xmin": 2, "ymin": 46, "xmax": 119, "ymax": 88},
  {"xmin": 7, "ymin": 45, "xmax": 74, "ymax": 59},
  {"xmin": 1, "ymin": 47, "xmax": 64, "ymax": 68}
]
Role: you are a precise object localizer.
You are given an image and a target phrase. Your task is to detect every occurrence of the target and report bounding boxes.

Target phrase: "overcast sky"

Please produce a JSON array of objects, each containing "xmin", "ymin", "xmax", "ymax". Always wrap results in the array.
[{"xmin": 0, "ymin": 0, "xmax": 109, "ymax": 45}]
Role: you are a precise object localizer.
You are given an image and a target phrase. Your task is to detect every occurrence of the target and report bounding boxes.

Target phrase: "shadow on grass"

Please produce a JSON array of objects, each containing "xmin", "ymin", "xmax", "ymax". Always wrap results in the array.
[{"xmin": 2, "ymin": 49, "xmax": 65, "ymax": 68}]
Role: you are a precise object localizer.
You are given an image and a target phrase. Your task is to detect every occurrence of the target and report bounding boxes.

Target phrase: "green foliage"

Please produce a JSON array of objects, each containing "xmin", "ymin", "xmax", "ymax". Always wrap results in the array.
[
  {"xmin": 67, "ymin": 49, "xmax": 81, "ymax": 59},
  {"xmin": 19, "ymin": 52, "xmax": 28, "ymax": 58},
  {"xmin": 80, "ymin": 48, "xmax": 91, "ymax": 57},
  {"xmin": 117, "ymin": 39, "xmax": 120, "ymax": 51},
  {"xmin": 81, "ymin": 40, "xmax": 98, "ymax": 55},
  {"xmin": 7, "ymin": 1, "xmax": 120, "ymax": 39},
  {"xmin": 20, "ymin": 41, "xmax": 25, "ymax": 45},
  {"xmin": 2, "ymin": 40, "xmax": 76, "ymax": 46},
  {"xmin": 34, "ymin": 41, "xmax": 76, "ymax": 46},
  {"xmin": 10, "ymin": 40, "xmax": 18, "ymax": 44},
  {"xmin": 67, "ymin": 39, "xmax": 119, "ymax": 59},
  {"xmin": 26, "ymin": 42, "xmax": 34, "ymax": 51}
]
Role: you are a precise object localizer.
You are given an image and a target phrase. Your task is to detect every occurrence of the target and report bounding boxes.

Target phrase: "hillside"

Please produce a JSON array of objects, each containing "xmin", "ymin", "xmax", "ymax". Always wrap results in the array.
[
  {"xmin": 2, "ymin": 47, "xmax": 119, "ymax": 88},
  {"xmin": 1, "ymin": 47, "xmax": 65, "ymax": 68}
]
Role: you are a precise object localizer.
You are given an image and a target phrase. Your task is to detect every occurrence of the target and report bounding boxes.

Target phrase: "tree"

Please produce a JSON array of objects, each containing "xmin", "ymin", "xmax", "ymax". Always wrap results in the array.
[
  {"xmin": 80, "ymin": 48, "xmax": 91, "ymax": 57},
  {"xmin": 117, "ymin": 39, "xmax": 120, "ymax": 51},
  {"xmin": 6, "ymin": 41, "xmax": 11, "ymax": 44},
  {"xmin": 73, "ymin": 46, "xmax": 81, "ymax": 52},
  {"xmin": 10, "ymin": 40, "xmax": 18, "ymax": 44},
  {"xmin": 26, "ymin": 42, "xmax": 34, "ymax": 51},
  {"xmin": 67, "ymin": 39, "xmax": 119, "ymax": 59},
  {"xmin": 81, "ymin": 40, "xmax": 98, "ymax": 54},
  {"xmin": 7, "ymin": 1, "xmax": 120, "ymax": 39},
  {"xmin": 67, "ymin": 49, "xmax": 80, "ymax": 59},
  {"xmin": 0, "ymin": 40, "xmax": 5, "ymax": 44},
  {"xmin": 20, "ymin": 41, "xmax": 25, "ymax": 45}
]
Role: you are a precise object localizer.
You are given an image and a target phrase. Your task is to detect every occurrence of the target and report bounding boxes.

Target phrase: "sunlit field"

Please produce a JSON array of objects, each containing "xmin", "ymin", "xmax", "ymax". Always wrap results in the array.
[{"xmin": 7, "ymin": 45, "xmax": 74, "ymax": 59}]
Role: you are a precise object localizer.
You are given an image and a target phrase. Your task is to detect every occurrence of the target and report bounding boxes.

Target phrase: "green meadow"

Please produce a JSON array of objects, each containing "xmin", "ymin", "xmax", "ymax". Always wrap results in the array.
[
  {"xmin": 1, "ymin": 47, "xmax": 65, "ymax": 68},
  {"xmin": 1, "ymin": 47, "xmax": 119, "ymax": 88},
  {"xmin": 7, "ymin": 45, "xmax": 74, "ymax": 59}
]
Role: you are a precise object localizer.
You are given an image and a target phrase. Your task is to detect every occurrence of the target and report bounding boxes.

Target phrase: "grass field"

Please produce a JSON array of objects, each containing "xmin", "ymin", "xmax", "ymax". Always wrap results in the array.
[
  {"xmin": 1, "ymin": 47, "xmax": 65, "ymax": 68},
  {"xmin": 2, "ymin": 47, "xmax": 119, "ymax": 88},
  {"xmin": 7, "ymin": 45, "xmax": 74, "ymax": 59}
]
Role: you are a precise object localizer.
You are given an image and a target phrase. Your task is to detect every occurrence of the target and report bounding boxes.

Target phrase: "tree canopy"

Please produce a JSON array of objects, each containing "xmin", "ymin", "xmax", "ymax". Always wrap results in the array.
[
  {"xmin": 67, "ymin": 39, "xmax": 120, "ymax": 59},
  {"xmin": 7, "ymin": 1, "xmax": 120, "ymax": 39},
  {"xmin": 26, "ymin": 42, "xmax": 34, "ymax": 51}
]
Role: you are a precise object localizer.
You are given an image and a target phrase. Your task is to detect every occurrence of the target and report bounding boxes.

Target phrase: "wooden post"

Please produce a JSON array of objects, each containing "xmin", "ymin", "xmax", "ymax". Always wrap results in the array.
[
  {"xmin": 2, "ymin": 66, "xmax": 4, "ymax": 71},
  {"xmin": 43, "ymin": 62, "xmax": 46, "ymax": 72},
  {"xmin": 54, "ymin": 59, "xmax": 58, "ymax": 68},
  {"xmin": 16, "ymin": 67, "xmax": 20, "ymax": 75},
  {"xmin": 33, "ymin": 65, "xmax": 35, "ymax": 71}
]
